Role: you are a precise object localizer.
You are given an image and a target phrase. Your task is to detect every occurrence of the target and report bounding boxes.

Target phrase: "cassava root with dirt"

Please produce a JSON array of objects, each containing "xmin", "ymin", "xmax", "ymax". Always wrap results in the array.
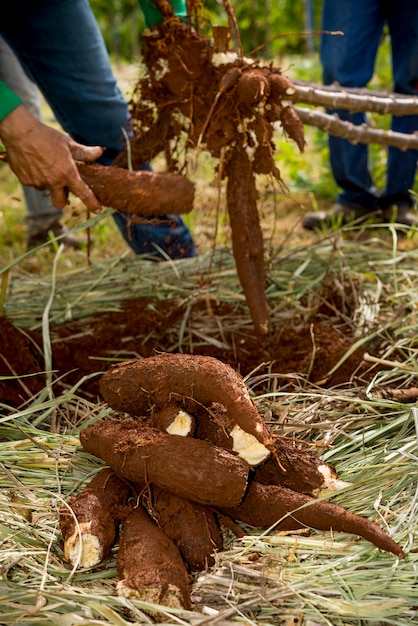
[
  {"xmin": 76, "ymin": 163, "xmax": 195, "ymax": 216},
  {"xmin": 113, "ymin": 0, "xmax": 305, "ymax": 335},
  {"xmin": 99, "ymin": 353, "xmax": 273, "ymax": 454},
  {"xmin": 61, "ymin": 353, "xmax": 405, "ymax": 611},
  {"xmin": 59, "ymin": 468, "xmax": 134, "ymax": 568}
]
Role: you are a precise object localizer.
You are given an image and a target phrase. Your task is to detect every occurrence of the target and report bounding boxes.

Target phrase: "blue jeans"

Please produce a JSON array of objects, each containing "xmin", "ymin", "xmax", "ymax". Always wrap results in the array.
[
  {"xmin": 0, "ymin": 0, "xmax": 197, "ymax": 258},
  {"xmin": 321, "ymin": 0, "xmax": 418, "ymax": 210}
]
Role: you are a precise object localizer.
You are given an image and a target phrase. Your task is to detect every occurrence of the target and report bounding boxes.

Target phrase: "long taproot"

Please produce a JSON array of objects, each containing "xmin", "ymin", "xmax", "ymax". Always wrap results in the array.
[
  {"xmin": 99, "ymin": 354, "xmax": 273, "ymax": 450},
  {"xmin": 221, "ymin": 482, "xmax": 405, "ymax": 558},
  {"xmin": 225, "ymin": 146, "xmax": 270, "ymax": 336}
]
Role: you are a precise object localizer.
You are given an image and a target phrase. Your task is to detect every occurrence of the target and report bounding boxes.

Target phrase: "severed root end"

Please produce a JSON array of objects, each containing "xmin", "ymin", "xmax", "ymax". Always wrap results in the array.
[
  {"xmin": 316, "ymin": 463, "xmax": 352, "ymax": 496},
  {"xmin": 116, "ymin": 579, "xmax": 188, "ymax": 609},
  {"xmin": 165, "ymin": 409, "xmax": 194, "ymax": 437},
  {"xmin": 231, "ymin": 424, "xmax": 270, "ymax": 466},
  {"xmin": 64, "ymin": 522, "xmax": 103, "ymax": 568}
]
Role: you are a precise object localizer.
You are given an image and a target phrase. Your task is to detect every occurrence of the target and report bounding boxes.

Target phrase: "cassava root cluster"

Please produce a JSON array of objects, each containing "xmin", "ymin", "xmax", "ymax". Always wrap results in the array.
[
  {"xmin": 60, "ymin": 354, "xmax": 405, "ymax": 612},
  {"xmin": 114, "ymin": 9, "xmax": 306, "ymax": 335}
]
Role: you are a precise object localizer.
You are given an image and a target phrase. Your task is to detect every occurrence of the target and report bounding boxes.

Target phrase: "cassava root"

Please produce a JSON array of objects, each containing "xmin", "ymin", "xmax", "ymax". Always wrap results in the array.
[
  {"xmin": 80, "ymin": 418, "xmax": 250, "ymax": 507},
  {"xmin": 220, "ymin": 481, "xmax": 405, "ymax": 559},
  {"xmin": 59, "ymin": 468, "xmax": 134, "ymax": 568},
  {"xmin": 117, "ymin": 505, "xmax": 191, "ymax": 610},
  {"xmin": 76, "ymin": 163, "xmax": 195, "ymax": 215},
  {"xmin": 99, "ymin": 353, "xmax": 273, "ymax": 455}
]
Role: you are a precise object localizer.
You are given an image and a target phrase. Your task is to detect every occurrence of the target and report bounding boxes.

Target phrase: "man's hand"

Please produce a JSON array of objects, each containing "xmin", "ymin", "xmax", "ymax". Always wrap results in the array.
[{"xmin": 0, "ymin": 105, "xmax": 104, "ymax": 211}]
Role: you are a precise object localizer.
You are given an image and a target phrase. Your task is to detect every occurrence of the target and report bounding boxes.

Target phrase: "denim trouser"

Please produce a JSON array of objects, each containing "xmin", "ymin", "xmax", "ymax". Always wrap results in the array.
[
  {"xmin": 0, "ymin": 0, "xmax": 197, "ymax": 258},
  {"xmin": 321, "ymin": 0, "xmax": 418, "ymax": 210}
]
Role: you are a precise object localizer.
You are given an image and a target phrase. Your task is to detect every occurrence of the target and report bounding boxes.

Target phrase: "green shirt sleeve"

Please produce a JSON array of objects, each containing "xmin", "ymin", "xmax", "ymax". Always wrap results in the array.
[
  {"xmin": 0, "ymin": 80, "xmax": 22, "ymax": 122},
  {"xmin": 137, "ymin": 0, "xmax": 187, "ymax": 28}
]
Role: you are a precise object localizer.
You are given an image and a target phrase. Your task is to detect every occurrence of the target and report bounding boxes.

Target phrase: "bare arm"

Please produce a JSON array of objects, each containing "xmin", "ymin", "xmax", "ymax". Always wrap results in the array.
[{"xmin": 0, "ymin": 105, "xmax": 104, "ymax": 211}]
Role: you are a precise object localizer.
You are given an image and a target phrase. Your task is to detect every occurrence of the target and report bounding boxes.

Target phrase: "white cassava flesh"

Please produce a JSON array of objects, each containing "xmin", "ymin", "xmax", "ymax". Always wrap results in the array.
[
  {"xmin": 166, "ymin": 409, "xmax": 193, "ymax": 436},
  {"xmin": 230, "ymin": 424, "xmax": 270, "ymax": 465},
  {"xmin": 64, "ymin": 522, "xmax": 103, "ymax": 568}
]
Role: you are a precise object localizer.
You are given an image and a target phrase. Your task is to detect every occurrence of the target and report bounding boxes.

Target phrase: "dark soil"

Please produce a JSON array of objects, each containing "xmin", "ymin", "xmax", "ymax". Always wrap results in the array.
[{"xmin": 0, "ymin": 296, "xmax": 374, "ymax": 409}]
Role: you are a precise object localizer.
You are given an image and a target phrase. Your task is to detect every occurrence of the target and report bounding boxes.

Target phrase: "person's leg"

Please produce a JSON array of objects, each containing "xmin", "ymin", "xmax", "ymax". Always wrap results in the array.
[
  {"xmin": 0, "ymin": 0, "xmax": 196, "ymax": 259},
  {"xmin": 303, "ymin": 0, "xmax": 384, "ymax": 230},
  {"xmin": 322, "ymin": 0, "xmax": 384, "ymax": 209},
  {"xmin": 379, "ymin": 0, "xmax": 418, "ymax": 221}
]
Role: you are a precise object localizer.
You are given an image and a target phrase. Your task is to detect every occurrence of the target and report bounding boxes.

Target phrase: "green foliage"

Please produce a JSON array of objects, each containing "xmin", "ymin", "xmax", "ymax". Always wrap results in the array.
[{"xmin": 89, "ymin": 0, "xmax": 323, "ymax": 61}]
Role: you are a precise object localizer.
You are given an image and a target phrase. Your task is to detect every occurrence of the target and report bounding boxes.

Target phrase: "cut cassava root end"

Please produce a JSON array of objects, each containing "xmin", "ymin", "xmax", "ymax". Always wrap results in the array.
[
  {"xmin": 254, "ymin": 437, "xmax": 350, "ymax": 497},
  {"xmin": 59, "ymin": 468, "xmax": 134, "ymax": 568}
]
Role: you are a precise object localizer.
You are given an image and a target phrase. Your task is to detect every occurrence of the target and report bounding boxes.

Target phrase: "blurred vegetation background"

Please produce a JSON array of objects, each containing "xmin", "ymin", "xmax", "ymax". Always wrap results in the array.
[{"xmin": 91, "ymin": 0, "xmax": 323, "ymax": 62}]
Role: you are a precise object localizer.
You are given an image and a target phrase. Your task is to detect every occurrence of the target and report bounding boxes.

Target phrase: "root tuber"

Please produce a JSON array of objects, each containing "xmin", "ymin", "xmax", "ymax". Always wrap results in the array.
[
  {"xmin": 117, "ymin": 505, "xmax": 191, "ymax": 610},
  {"xmin": 76, "ymin": 163, "xmax": 195, "ymax": 216},
  {"xmin": 79, "ymin": 418, "xmax": 250, "ymax": 507},
  {"xmin": 254, "ymin": 439, "xmax": 350, "ymax": 497},
  {"xmin": 225, "ymin": 146, "xmax": 270, "ymax": 336},
  {"xmin": 220, "ymin": 481, "xmax": 405, "ymax": 558},
  {"xmin": 99, "ymin": 353, "xmax": 273, "ymax": 454},
  {"xmin": 145, "ymin": 486, "xmax": 223, "ymax": 571},
  {"xmin": 59, "ymin": 468, "xmax": 134, "ymax": 568}
]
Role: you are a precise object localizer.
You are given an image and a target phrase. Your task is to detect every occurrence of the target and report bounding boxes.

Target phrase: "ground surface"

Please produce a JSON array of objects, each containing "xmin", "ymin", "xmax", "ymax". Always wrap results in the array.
[{"xmin": 0, "ymin": 295, "xmax": 371, "ymax": 408}]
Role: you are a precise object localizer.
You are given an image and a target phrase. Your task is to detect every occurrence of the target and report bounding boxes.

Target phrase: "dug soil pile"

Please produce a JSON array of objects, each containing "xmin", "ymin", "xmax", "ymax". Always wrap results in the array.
[{"xmin": 0, "ymin": 297, "xmax": 372, "ymax": 408}]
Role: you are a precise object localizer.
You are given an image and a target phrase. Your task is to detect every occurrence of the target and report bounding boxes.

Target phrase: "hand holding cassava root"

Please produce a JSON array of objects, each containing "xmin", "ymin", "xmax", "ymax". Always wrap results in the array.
[{"xmin": 60, "ymin": 354, "xmax": 405, "ymax": 612}]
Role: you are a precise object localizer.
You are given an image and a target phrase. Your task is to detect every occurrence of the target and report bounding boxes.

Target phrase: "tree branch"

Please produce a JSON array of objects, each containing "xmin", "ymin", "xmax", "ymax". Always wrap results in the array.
[
  {"xmin": 295, "ymin": 106, "xmax": 418, "ymax": 150},
  {"xmin": 291, "ymin": 80, "xmax": 418, "ymax": 116}
]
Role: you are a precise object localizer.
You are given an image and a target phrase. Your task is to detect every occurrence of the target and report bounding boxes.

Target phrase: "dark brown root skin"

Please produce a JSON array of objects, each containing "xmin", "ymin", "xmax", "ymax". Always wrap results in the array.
[
  {"xmin": 193, "ymin": 402, "xmax": 234, "ymax": 448},
  {"xmin": 220, "ymin": 482, "xmax": 405, "ymax": 559},
  {"xmin": 225, "ymin": 147, "xmax": 270, "ymax": 336},
  {"xmin": 79, "ymin": 418, "xmax": 250, "ymax": 507},
  {"xmin": 76, "ymin": 163, "xmax": 195, "ymax": 216},
  {"xmin": 254, "ymin": 438, "xmax": 339, "ymax": 496},
  {"xmin": 144, "ymin": 486, "xmax": 223, "ymax": 571},
  {"xmin": 99, "ymin": 354, "xmax": 273, "ymax": 450},
  {"xmin": 117, "ymin": 505, "xmax": 191, "ymax": 610}
]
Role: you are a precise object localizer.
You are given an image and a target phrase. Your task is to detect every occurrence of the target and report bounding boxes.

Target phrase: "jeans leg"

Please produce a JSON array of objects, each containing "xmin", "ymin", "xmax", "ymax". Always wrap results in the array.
[
  {"xmin": 321, "ymin": 0, "xmax": 384, "ymax": 208},
  {"xmin": 23, "ymin": 187, "xmax": 63, "ymax": 234},
  {"xmin": 111, "ymin": 163, "xmax": 198, "ymax": 259},
  {"xmin": 0, "ymin": 0, "xmax": 196, "ymax": 257},
  {"xmin": 0, "ymin": 0, "xmax": 130, "ymax": 160},
  {"xmin": 380, "ymin": 1, "xmax": 418, "ymax": 208}
]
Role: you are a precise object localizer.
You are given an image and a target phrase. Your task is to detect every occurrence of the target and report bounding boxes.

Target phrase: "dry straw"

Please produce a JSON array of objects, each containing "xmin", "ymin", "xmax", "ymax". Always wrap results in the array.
[{"xmin": 1, "ymin": 233, "xmax": 418, "ymax": 624}]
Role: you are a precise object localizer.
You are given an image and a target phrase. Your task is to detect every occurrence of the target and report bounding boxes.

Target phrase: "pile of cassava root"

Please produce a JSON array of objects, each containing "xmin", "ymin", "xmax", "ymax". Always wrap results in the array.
[{"xmin": 60, "ymin": 354, "xmax": 405, "ymax": 611}]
